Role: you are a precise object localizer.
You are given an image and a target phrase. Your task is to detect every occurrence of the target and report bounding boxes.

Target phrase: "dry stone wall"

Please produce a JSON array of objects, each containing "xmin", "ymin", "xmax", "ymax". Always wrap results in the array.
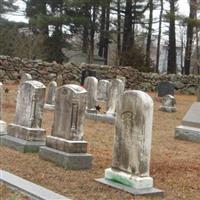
[{"xmin": 0, "ymin": 55, "xmax": 200, "ymax": 95}]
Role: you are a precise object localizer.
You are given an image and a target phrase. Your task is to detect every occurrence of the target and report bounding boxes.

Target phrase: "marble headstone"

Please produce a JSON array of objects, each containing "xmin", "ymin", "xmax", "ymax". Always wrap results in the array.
[
  {"xmin": 84, "ymin": 76, "xmax": 98, "ymax": 113},
  {"xmin": 81, "ymin": 69, "xmax": 96, "ymax": 85},
  {"xmin": 1, "ymin": 81, "xmax": 46, "ymax": 152},
  {"xmin": 40, "ymin": 84, "xmax": 92, "ymax": 169},
  {"xmin": 106, "ymin": 79, "xmax": 125, "ymax": 115},
  {"xmin": 116, "ymin": 75, "xmax": 126, "ymax": 86},
  {"xmin": 20, "ymin": 73, "xmax": 32, "ymax": 84},
  {"xmin": 56, "ymin": 74, "xmax": 63, "ymax": 87},
  {"xmin": 46, "ymin": 81, "xmax": 57, "ymax": 105},
  {"xmin": 97, "ymin": 80, "xmax": 111, "ymax": 101},
  {"xmin": 159, "ymin": 95, "xmax": 176, "ymax": 112},
  {"xmin": 175, "ymin": 102, "xmax": 200, "ymax": 142},
  {"xmin": 104, "ymin": 90, "xmax": 154, "ymax": 189},
  {"xmin": 157, "ymin": 81, "xmax": 174, "ymax": 97},
  {"xmin": 0, "ymin": 82, "xmax": 7, "ymax": 135}
]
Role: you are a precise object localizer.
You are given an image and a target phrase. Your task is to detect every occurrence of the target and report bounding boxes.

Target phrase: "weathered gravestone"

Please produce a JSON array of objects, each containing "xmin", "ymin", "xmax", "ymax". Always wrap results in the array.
[
  {"xmin": 116, "ymin": 75, "xmax": 126, "ymax": 86},
  {"xmin": 97, "ymin": 80, "xmax": 111, "ymax": 101},
  {"xmin": 175, "ymin": 102, "xmax": 200, "ymax": 143},
  {"xmin": 157, "ymin": 81, "xmax": 174, "ymax": 97},
  {"xmin": 20, "ymin": 73, "xmax": 32, "ymax": 84},
  {"xmin": 44, "ymin": 81, "xmax": 57, "ymax": 110},
  {"xmin": 0, "ymin": 82, "xmax": 7, "ymax": 136},
  {"xmin": 159, "ymin": 95, "xmax": 176, "ymax": 112},
  {"xmin": 39, "ymin": 84, "xmax": 92, "ymax": 169},
  {"xmin": 84, "ymin": 76, "xmax": 98, "ymax": 113},
  {"xmin": 56, "ymin": 74, "xmax": 63, "ymax": 87},
  {"xmin": 106, "ymin": 79, "xmax": 125, "ymax": 115},
  {"xmin": 96, "ymin": 90, "xmax": 163, "ymax": 196},
  {"xmin": 81, "ymin": 69, "xmax": 96, "ymax": 85},
  {"xmin": 196, "ymin": 84, "xmax": 200, "ymax": 102},
  {"xmin": 1, "ymin": 81, "xmax": 46, "ymax": 152}
]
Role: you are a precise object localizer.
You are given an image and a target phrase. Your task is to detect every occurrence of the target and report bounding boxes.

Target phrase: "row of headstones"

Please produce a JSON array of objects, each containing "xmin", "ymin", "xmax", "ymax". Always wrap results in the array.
[{"xmin": 0, "ymin": 76, "xmax": 162, "ymax": 194}]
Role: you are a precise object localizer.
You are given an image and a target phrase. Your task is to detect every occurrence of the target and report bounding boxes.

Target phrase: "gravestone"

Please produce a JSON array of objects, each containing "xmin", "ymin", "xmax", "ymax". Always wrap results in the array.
[
  {"xmin": 96, "ymin": 90, "xmax": 163, "ymax": 196},
  {"xmin": 157, "ymin": 81, "xmax": 174, "ymax": 97},
  {"xmin": 20, "ymin": 73, "xmax": 32, "ymax": 84},
  {"xmin": 0, "ymin": 82, "xmax": 7, "ymax": 136},
  {"xmin": 39, "ymin": 84, "xmax": 92, "ymax": 169},
  {"xmin": 81, "ymin": 69, "xmax": 96, "ymax": 85},
  {"xmin": 196, "ymin": 84, "xmax": 200, "ymax": 102},
  {"xmin": 106, "ymin": 79, "xmax": 125, "ymax": 115},
  {"xmin": 84, "ymin": 76, "xmax": 98, "ymax": 113},
  {"xmin": 56, "ymin": 74, "xmax": 63, "ymax": 87},
  {"xmin": 1, "ymin": 81, "xmax": 46, "ymax": 152},
  {"xmin": 159, "ymin": 95, "xmax": 176, "ymax": 112},
  {"xmin": 116, "ymin": 75, "xmax": 126, "ymax": 86},
  {"xmin": 97, "ymin": 80, "xmax": 111, "ymax": 101},
  {"xmin": 175, "ymin": 102, "xmax": 200, "ymax": 143}
]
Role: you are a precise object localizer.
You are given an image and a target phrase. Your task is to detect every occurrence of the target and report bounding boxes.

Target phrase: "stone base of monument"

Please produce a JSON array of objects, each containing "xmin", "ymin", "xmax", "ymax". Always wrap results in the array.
[
  {"xmin": 0, "ymin": 120, "xmax": 7, "ymax": 136},
  {"xmin": 175, "ymin": 125, "xmax": 200, "ymax": 143},
  {"xmin": 86, "ymin": 109, "xmax": 97, "ymax": 114},
  {"xmin": 85, "ymin": 112, "xmax": 115, "ymax": 124},
  {"xmin": 0, "ymin": 123, "xmax": 46, "ymax": 152},
  {"xmin": 44, "ymin": 103, "xmax": 55, "ymax": 111},
  {"xmin": 96, "ymin": 168, "xmax": 164, "ymax": 197},
  {"xmin": 159, "ymin": 106, "xmax": 176, "ymax": 112},
  {"xmin": 39, "ymin": 136, "xmax": 93, "ymax": 170}
]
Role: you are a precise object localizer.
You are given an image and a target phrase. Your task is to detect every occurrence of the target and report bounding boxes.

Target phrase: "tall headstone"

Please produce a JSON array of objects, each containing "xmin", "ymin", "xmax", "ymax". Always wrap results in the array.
[
  {"xmin": 46, "ymin": 81, "xmax": 57, "ymax": 105},
  {"xmin": 106, "ymin": 79, "xmax": 125, "ymax": 115},
  {"xmin": 20, "ymin": 73, "xmax": 32, "ymax": 84},
  {"xmin": 97, "ymin": 80, "xmax": 111, "ymax": 101},
  {"xmin": 159, "ymin": 95, "xmax": 176, "ymax": 112},
  {"xmin": 84, "ymin": 76, "xmax": 98, "ymax": 113},
  {"xmin": 96, "ymin": 90, "xmax": 163, "ymax": 196},
  {"xmin": 0, "ymin": 82, "xmax": 7, "ymax": 135},
  {"xmin": 1, "ymin": 81, "xmax": 46, "ymax": 152},
  {"xmin": 175, "ymin": 102, "xmax": 200, "ymax": 143},
  {"xmin": 81, "ymin": 69, "xmax": 96, "ymax": 85},
  {"xmin": 157, "ymin": 81, "xmax": 174, "ymax": 97},
  {"xmin": 196, "ymin": 84, "xmax": 200, "ymax": 102},
  {"xmin": 39, "ymin": 84, "xmax": 92, "ymax": 169}
]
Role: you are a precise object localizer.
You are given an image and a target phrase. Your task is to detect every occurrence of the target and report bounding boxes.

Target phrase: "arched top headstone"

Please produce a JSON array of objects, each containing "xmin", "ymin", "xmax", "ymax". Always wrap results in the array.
[
  {"xmin": 112, "ymin": 90, "xmax": 153, "ymax": 177},
  {"xmin": 20, "ymin": 73, "xmax": 32, "ymax": 84},
  {"xmin": 15, "ymin": 80, "xmax": 46, "ymax": 128},
  {"xmin": 52, "ymin": 84, "xmax": 87, "ymax": 140}
]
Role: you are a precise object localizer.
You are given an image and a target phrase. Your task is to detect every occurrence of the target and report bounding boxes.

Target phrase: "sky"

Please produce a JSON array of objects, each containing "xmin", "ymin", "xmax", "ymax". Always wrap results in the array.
[{"xmin": 4, "ymin": 0, "xmax": 190, "ymax": 23}]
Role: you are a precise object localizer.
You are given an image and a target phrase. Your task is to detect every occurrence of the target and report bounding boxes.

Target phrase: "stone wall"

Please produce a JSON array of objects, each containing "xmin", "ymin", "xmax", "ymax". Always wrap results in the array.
[{"xmin": 0, "ymin": 55, "xmax": 199, "ymax": 95}]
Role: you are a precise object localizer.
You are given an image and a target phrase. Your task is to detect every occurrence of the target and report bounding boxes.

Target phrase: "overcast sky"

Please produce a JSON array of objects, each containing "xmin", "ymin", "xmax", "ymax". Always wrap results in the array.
[{"xmin": 5, "ymin": 0, "xmax": 190, "ymax": 23}]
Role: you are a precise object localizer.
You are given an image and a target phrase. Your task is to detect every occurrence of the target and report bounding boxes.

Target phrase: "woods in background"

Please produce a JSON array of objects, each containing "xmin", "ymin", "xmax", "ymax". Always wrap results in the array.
[{"xmin": 1, "ymin": 0, "xmax": 200, "ymax": 75}]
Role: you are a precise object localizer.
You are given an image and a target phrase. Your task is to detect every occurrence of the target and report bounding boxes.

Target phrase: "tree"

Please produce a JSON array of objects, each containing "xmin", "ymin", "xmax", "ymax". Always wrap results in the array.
[
  {"xmin": 184, "ymin": 0, "xmax": 197, "ymax": 75},
  {"xmin": 167, "ymin": 0, "xmax": 178, "ymax": 74}
]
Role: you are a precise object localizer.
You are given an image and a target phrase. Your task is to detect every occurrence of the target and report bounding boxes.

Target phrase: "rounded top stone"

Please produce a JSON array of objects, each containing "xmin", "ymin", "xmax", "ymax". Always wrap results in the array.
[
  {"xmin": 63, "ymin": 84, "xmax": 87, "ymax": 94},
  {"xmin": 23, "ymin": 80, "xmax": 46, "ymax": 89}
]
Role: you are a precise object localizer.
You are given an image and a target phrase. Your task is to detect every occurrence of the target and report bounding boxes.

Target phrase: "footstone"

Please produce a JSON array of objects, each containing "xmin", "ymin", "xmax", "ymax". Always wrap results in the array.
[
  {"xmin": 39, "ymin": 146, "xmax": 92, "ymax": 170},
  {"xmin": 175, "ymin": 102, "xmax": 200, "ymax": 142},
  {"xmin": 0, "ymin": 170, "xmax": 71, "ymax": 200},
  {"xmin": 1, "ymin": 135, "xmax": 45, "ymax": 153}
]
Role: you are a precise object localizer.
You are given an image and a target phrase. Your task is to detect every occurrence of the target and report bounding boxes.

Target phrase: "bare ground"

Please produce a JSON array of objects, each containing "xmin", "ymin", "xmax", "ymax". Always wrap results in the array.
[{"xmin": 0, "ymin": 84, "xmax": 200, "ymax": 200}]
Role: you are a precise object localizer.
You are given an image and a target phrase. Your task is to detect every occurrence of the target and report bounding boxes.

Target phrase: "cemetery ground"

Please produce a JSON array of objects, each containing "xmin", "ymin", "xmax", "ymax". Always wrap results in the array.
[{"xmin": 0, "ymin": 84, "xmax": 200, "ymax": 200}]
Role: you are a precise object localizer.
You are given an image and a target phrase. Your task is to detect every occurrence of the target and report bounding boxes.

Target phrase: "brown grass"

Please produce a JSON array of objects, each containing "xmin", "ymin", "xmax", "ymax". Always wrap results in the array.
[{"xmin": 0, "ymin": 84, "xmax": 200, "ymax": 200}]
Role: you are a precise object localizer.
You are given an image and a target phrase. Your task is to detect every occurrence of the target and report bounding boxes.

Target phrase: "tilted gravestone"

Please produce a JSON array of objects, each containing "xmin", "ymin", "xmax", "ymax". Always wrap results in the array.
[
  {"xmin": 106, "ymin": 79, "xmax": 125, "ymax": 115},
  {"xmin": 175, "ymin": 102, "xmax": 200, "ymax": 143},
  {"xmin": 159, "ymin": 95, "xmax": 176, "ymax": 112},
  {"xmin": 0, "ymin": 82, "xmax": 7, "ymax": 135},
  {"xmin": 39, "ymin": 84, "xmax": 92, "ymax": 170},
  {"xmin": 81, "ymin": 69, "xmax": 96, "ymax": 86},
  {"xmin": 84, "ymin": 76, "xmax": 98, "ymax": 113},
  {"xmin": 1, "ymin": 81, "xmax": 46, "ymax": 152},
  {"xmin": 157, "ymin": 81, "xmax": 174, "ymax": 97},
  {"xmin": 96, "ymin": 90, "xmax": 163, "ymax": 196},
  {"xmin": 46, "ymin": 81, "xmax": 57, "ymax": 105}
]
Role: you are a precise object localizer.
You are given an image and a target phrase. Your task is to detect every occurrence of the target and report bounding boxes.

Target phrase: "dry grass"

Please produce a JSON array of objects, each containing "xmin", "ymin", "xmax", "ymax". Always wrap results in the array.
[{"xmin": 0, "ymin": 84, "xmax": 200, "ymax": 200}]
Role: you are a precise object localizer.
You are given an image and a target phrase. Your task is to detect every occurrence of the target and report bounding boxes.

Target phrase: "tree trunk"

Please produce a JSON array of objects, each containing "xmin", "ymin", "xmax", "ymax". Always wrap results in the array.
[
  {"xmin": 184, "ymin": 0, "xmax": 197, "ymax": 75},
  {"xmin": 145, "ymin": 0, "xmax": 154, "ymax": 68},
  {"xmin": 156, "ymin": 0, "xmax": 163, "ymax": 73},
  {"xmin": 167, "ymin": 0, "xmax": 177, "ymax": 74},
  {"xmin": 117, "ymin": 0, "xmax": 121, "ymax": 65}
]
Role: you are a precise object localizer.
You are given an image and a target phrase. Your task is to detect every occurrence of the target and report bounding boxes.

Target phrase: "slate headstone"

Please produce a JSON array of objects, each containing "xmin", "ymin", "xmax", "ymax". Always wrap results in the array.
[{"xmin": 157, "ymin": 81, "xmax": 174, "ymax": 97}]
